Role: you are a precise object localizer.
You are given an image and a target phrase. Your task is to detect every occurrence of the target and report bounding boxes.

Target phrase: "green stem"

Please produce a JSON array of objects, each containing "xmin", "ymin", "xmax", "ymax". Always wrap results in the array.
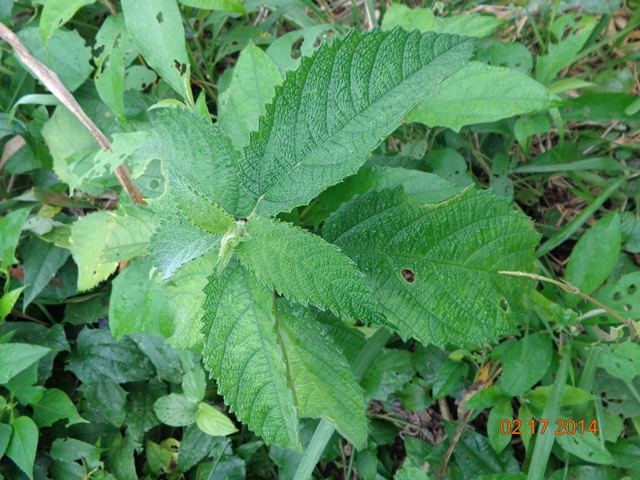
[{"xmin": 293, "ymin": 327, "xmax": 393, "ymax": 480}]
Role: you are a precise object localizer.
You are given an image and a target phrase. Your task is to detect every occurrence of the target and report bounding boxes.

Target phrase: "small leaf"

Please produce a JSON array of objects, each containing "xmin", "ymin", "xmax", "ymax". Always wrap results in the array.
[
  {"xmin": 241, "ymin": 27, "xmax": 475, "ymax": 215},
  {"xmin": 6, "ymin": 416, "xmax": 38, "ymax": 480},
  {"xmin": 0, "ymin": 287, "xmax": 27, "ymax": 324},
  {"xmin": 148, "ymin": 214, "xmax": 220, "ymax": 279},
  {"xmin": 40, "ymin": 0, "xmax": 95, "ymax": 44},
  {"xmin": 154, "ymin": 393, "xmax": 198, "ymax": 427},
  {"xmin": 202, "ymin": 260, "xmax": 301, "ymax": 451},
  {"xmin": 0, "ymin": 208, "xmax": 31, "ymax": 268},
  {"xmin": 69, "ymin": 206, "xmax": 158, "ymax": 291},
  {"xmin": 195, "ymin": 402, "xmax": 238, "ymax": 436},
  {"xmin": 324, "ymin": 188, "xmax": 540, "ymax": 347},
  {"xmin": 122, "ymin": 0, "xmax": 191, "ymax": 100},
  {"xmin": 169, "ymin": 173, "xmax": 236, "ymax": 235},
  {"xmin": 109, "ymin": 258, "xmax": 174, "ymax": 340},
  {"xmin": 0, "ymin": 343, "xmax": 51, "ymax": 384},
  {"xmin": 498, "ymin": 333, "xmax": 553, "ymax": 396},
  {"xmin": 236, "ymin": 216, "xmax": 386, "ymax": 325},
  {"xmin": 178, "ymin": 0, "xmax": 246, "ymax": 14},
  {"xmin": 556, "ymin": 419, "xmax": 614, "ymax": 464},
  {"xmin": 487, "ymin": 399, "xmax": 512, "ymax": 454},
  {"xmin": 407, "ymin": 62, "xmax": 560, "ymax": 132},
  {"xmin": 31, "ymin": 388, "xmax": 87, "ymax": 428},
  {"xmin": 219, "ymin": 42, "xmax": 282, "ymax": 150},
  {"xmin": 21, "ymin": 237, "xmax": 71, "ymax": 307},
  {"xmin": 564, "ymin": 212, "xmax": 621, "ymax": 306}
]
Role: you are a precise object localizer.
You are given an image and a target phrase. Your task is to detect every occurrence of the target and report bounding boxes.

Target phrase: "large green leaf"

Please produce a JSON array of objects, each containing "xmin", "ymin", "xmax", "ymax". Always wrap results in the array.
[
  {"xmin": 21, "ymin": 237, "xmax": 71, "ymax": 307},
  {"xmin": 219, "ymin": 42, "xmax": 282, "ymax": 150},
  {"xmin": 139, "ymin": 108, "xmax": 253, "ymax": 216},
  {"xmin": 240, "ymin": 27, "xmax": 475, "ymax": 215},
  {"xmin": 323, "ymin": 188, "xmax": 540, "ymax": 347},
  {"xmin": 69, "ymin": 206, "xmax": 158, "ymax": 291},
  {"xmin": 0, "ymin": 343, "xmax": 51, "ymax": 384},
  {"xmin": 236, "ymin": 216, "xmax": 386, "ymax": 325},
  {"xmin": 201, "ymin": 260, "xmax": 301, "ymax": 451},
  {"xmin": 39, "ymin": 0, "xmax": 95, "ymax": 44},
  {"xmin": 6, "ymin": 416, "xmax": 38, "ymax": 480},
  {"xmin": 276, "ymin": 299, "xmax": 368, "ymax": 448},
  {"xmin": 407, "ymin": 62, "xmax": 560, "ymax": 132},
  {"xmin": 121, "ymin": 0, "xmax": 191, "ymax": 100}
]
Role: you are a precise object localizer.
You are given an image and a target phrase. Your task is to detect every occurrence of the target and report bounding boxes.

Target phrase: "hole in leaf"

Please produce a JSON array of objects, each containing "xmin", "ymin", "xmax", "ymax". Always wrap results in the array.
[
  {"xmin": 156, "ymin": 12, "xmax": 164, "ymax": 23},
  {"xmin": 149, "ymin": 179, "xmax": 161, "ymax": 189},
  {"xmin": 401, "ymin": 268, "xmax": 415, "ymax": 283},
  {"xmin": 613, "ymin": 291, "xmax": 623, "ymax": 301},
  {"xmin": 624, "ymin": 304, "xmax": 633, "ymax": 311},
  {"xmin": 499, "ymin": 298, "xmax": 509, "ymax": 313},
  {"xmin": 628, "ymin": 284, "xmax": 637, "ymax": 295},
  {"xmin": 173, "ymin": 60, "xmax": 187, "ymax": 75}
]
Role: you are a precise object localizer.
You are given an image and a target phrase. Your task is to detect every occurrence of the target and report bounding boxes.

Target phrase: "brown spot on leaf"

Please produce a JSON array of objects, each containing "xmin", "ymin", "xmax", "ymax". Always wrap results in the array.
[{"xmin": 401, "ymin": 268, "xmax": 415, "ymax": 283}]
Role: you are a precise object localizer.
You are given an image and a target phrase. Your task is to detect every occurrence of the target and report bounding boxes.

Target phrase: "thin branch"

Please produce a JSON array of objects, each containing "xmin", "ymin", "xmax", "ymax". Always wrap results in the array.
[{"xmin": 0, "ymin": 22, "xmax": 145, "ymax": 205}]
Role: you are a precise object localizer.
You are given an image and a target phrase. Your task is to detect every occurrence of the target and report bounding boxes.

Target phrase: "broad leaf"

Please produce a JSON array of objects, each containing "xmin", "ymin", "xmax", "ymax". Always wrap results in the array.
[
  {"xmin": 407, "ymin": 62, "xmax": 560, "ymax": 132},
  {"xmin": 7, "ymin": 416, "xmax": 38, "ymax": 480},
  {"xmin": 323, "ymin": 188, "xmax": 540, "ymax": 347},
  {"xmin": 169, "ymin": 173, "xmax": 236, "ymax": 235},
  {"xmin": 276, "ymin": 299, "xmax": 368, "ymax": 448},
  {"xmin": 240, "ymin": 27, "xmax": 475, "ymax": 215},
  {"xmin": 40, "ymin": 0, "xmax": 95, "ymax": 44},
  {"xmin": 219, "ymin": 42, "xmax": 282, "ymax": 150},
  {"xmin": 139, "ymin": 108, "xmax": 253, "ymax": 216},
  {"xmin": 31, "ymin": 388, "xmax": 87, "ymax": 428},
  {"xmin": 121, "ymin": 0, "xmax": 191, "ymax": 100},
  {"xmin": 69, "ymin": 206, "xmax": 158, "ymax": 291},
  {"xmin": 236, "ymin": 216, "xmax": 386, "ymax": 325},
  {"xmin": 195, "ymin": 402, "xmax": 238, "ymax": 436},
  {"xmin": 109, "ymin": 258, "xmax": 174, "ymax": 340},
  {"xmin": 202, "ymin": 260, "xmax": 301, "ymax": 451},
  {"xmin": 0, "ymin": 343, "xmax": 51, "ymax": 384}
]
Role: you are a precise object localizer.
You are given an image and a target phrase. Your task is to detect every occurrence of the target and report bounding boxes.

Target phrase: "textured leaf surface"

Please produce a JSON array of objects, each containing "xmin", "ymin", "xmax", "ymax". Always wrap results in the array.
[
  {"xmin": 163, "ymin": 252, "xmax": 216, "ymax": 348},
  {"xmin": 169, "ymin": 173, "xmax": 236, "ymax": 235},
  {"xmin": 219, "ymin": 42, "xmax": 282, "ymax": 150},
  {"xmin": 407, "ymin": 62, "xmax": 560, "ymax": 132},
  {"xmin": 139, "ymin": 108, "xmax": 253, "ymax": 216},
  {"xmin": 236, "ymin": 216, "xmax": 386, "ymax": 325},
  {"xmin": 202, "ymin": 260, "xmax": 301, "ymax": 451},
  {"xmin": 241, "ymin": 27, "xmax": 475, "ymax": 215},
  {"xmin": 121, "ymin": 0, "xmax": 191, "ymax": 100},
  {"xmin": 276, "ymin": 300, "xmax": 368, "ymax": 448},
  {"xmin": 148, "ymin": 214, "xmax": 219, "ymax": 279},
  {"xmin": 324, "ymin": 188, "xmax": 540, "ymax": 347},
  {"xmin": 69, "ymin": 206, "xmax": 158, "ymax": 291}
]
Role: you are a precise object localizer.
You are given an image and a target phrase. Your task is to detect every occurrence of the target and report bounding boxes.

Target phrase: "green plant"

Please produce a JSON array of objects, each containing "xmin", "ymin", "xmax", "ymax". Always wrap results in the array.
[{"xmin": 3, "ymin": 1, "xmax": 640, "ymax": 479}]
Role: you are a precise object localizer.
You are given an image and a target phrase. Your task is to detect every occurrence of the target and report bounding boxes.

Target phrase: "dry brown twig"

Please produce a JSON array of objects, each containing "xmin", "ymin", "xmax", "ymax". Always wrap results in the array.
[{"xmin": 0, "ymin": 22, "xmax": 145, "ymax": 205}]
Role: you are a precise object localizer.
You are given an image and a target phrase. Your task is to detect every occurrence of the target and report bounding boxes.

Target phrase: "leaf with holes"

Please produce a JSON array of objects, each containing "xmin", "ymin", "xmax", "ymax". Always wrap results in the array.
[
  {"xmin": 240, "ymin": 27, "xmax": 475, "ymax": 215},
  {"xmin": 323, "ymin": 187, "xmax": 540, "ymax": 347}
]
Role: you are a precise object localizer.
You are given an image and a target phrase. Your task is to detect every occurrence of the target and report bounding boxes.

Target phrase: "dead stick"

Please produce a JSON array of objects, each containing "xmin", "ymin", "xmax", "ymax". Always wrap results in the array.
[{"xmin": 0, "ymin": 22, "xmax": 145, "ymax": 205}]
